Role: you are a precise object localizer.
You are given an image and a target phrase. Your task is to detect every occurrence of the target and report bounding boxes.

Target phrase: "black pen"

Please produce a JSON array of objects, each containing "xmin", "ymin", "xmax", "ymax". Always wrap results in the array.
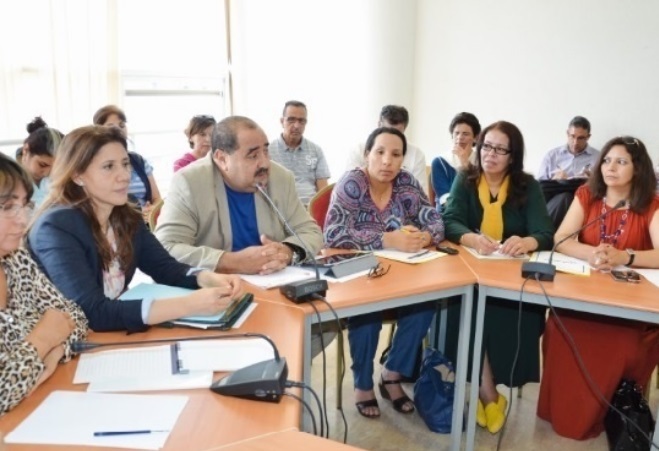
[{"xmin": 94, "ymin": 429, "xmax": 170, "ymax": 437}]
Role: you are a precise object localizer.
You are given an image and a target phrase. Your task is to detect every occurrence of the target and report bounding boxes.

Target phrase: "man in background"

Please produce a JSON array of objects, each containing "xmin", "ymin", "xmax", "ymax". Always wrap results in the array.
[
  {"xmin": 536, "ymin": 116, "xmax": 600, "ymax": 228},
  {"xmin": 269, "ymin": 100, "xmax": 330, "ymax": 206},
  {"xmin": 346, "ymin": 105, "xmax": 428, "ymax": 194}
]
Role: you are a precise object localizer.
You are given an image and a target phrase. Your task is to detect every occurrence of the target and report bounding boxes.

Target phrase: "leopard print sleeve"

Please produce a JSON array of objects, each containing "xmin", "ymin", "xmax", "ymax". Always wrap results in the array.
[
  {"xmin": 22, "ymin": 250, "xmax": 89, "ymax": 360},
  {"xmin": 0, "ymin": 317, "xmax": 45, "ymax": 415}
]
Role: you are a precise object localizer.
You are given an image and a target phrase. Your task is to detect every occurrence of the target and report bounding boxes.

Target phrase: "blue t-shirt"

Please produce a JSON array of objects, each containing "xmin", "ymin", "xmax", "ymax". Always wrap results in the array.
[{"xmin": 225, "ymin": 183, "xmax": 260, "ymax": 251}]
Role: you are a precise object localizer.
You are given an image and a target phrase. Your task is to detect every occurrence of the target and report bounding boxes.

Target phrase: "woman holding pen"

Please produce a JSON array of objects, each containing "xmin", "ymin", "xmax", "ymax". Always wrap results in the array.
[
  {"xmin": 27, "ymin": 126, "xmax": 243, "ymax": 333},
  {"xmin": 442, "ymin": 121, "xmax": 553, "ymax": 434},
  {"xmin": 324, "ymin": 127, "xmax": 444, "ymax": 419}
]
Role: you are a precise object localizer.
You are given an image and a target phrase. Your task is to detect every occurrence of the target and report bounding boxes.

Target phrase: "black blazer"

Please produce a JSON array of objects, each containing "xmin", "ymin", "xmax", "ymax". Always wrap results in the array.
[{"xmin": 28, "ymin": 206, "xmax": 198, "ymax": 333}]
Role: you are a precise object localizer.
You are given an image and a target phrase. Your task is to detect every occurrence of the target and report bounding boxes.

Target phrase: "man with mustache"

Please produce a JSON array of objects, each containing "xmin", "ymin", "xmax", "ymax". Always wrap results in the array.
[
  {"xmin": 268, "ymin": 100, "xmax": 330, "ymax": 206},
  {"xmin": 155, "ymin": 115, "xmax": 322, "ymax": 276}
]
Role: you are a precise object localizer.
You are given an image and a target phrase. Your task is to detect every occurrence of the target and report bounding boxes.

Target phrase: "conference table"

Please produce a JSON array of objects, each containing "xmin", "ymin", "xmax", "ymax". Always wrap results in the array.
[
  {"xmin": 460, "ymin": 250, "xmax": 659, "ymax": 451},
  {"xmin": 0, "ymin": 300, "xmax": 312, "ymax": 450},
  {"xmin": 249, "ymin": 252, "xmax": 477, "ymax": 451}
]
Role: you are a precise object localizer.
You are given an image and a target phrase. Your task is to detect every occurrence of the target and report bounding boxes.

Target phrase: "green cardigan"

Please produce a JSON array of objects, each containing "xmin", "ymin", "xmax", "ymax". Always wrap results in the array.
[
  {"xmin": 441, "ymin": 171, "xmax": 554, "ymax": 386},
  {"xmin": 442, "ymin": 172, "xmax": 554, "ymax": 249}
]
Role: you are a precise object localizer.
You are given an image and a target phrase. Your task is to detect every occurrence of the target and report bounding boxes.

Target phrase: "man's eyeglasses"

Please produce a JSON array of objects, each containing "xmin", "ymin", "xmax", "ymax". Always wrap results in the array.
[
  {"xmin": 284, "ymin": 117, "xmax": 307, "ymax": 125},
  {"xmin": 0, "ymin": 201, "xmax": 35, "ymax": 218},
  {"xmin": 481, "ymin": 143, "xmax": 511, "ymax": 155},
  {"xmin": 367, "ymin": 263, "xmax": 391, "ymax": 279}
]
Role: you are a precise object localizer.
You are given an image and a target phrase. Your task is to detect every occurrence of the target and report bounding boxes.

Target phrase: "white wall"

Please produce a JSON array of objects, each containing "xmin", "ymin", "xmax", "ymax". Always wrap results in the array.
[
  {"xmin": 414, "ymin": 0, "xmax": 659, "ymax": 174},
  {"xmin": 229, "ymin": 0, "xmax": 418, "ymax": 180}
]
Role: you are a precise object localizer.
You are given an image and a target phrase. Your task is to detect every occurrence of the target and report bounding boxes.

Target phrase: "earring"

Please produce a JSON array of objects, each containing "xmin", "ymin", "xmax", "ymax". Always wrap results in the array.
[{"xmin": 76, "ymin": 180, "xmax": 84, "ymax": 187}]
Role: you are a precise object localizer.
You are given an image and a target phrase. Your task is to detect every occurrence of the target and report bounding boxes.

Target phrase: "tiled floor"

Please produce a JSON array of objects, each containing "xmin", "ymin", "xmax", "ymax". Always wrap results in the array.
[{"xmin": 310, "ymin": 327, "xmax": 658, "ymax": 451}]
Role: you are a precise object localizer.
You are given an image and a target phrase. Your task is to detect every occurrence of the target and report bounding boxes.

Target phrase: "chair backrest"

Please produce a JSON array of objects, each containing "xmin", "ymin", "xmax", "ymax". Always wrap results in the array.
[
  {"xmin": 148, "ymin": 198, "xmax": 164, "ymax": 231},
  {"xmin": 308, "ymin": 183, "xmax": 335, "ymax": 231}
]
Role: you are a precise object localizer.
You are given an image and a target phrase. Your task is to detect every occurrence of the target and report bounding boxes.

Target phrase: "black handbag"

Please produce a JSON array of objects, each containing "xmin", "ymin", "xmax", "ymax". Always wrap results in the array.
[{"xmin": 604, "ymin": 379, "xmax": 655, "ymax": 451}]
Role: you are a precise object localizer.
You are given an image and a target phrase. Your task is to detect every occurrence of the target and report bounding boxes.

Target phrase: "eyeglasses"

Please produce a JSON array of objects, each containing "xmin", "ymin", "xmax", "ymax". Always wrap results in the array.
[
  {"xmin": 194, "ymin": 114, "xmax": 215, "ymax": 121},
  {"xmin": 284, "ymin": 117, "xmax": 307, "ymax": 125},
  {"xmin": 0, "ymin": 201, "xmax": 35, "ymax": 218},
  {"xmin": 622, "ymin": 137, "xmax": 640, "ymax": 148},
  {"xmin": 481, "ymin": 143, "xmax": 510, "ymax": 155},
  {"xmin": 367, "ymin": 263, "xmax": 391, "ymax": 279}
]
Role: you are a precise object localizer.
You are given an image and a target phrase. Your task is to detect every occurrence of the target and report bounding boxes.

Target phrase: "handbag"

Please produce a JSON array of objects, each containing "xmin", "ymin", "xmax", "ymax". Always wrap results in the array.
[
  {"xmin": 604, "ymin": 379, "xmax": 655, "ymax": 451},
  {"xmin": 413, "ymin": 348, "xmax": 455, "ymax": 433}
]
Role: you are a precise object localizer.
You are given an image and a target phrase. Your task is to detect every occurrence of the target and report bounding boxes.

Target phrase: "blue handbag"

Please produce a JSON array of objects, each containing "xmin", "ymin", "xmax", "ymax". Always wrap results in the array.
[{"xmin": 413, "ymin": 347, "xmax": 455, "ymax": 433}]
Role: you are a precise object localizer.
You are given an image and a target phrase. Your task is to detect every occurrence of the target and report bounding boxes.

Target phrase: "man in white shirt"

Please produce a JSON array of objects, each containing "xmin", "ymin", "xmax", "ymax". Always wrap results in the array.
[{"xmin": 346, "ymin": 105, "xmax": 428, "ymax": 194}]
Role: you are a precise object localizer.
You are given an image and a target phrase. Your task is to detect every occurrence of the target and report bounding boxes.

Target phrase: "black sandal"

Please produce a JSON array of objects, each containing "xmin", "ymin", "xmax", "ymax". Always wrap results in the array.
[
  {"xmin": 378, "ymin": 376, "xmax": 415, "ymax": 414},
  {"xmin": 355, "ymin": 398, "xmax": 380, "ymax": 419}
]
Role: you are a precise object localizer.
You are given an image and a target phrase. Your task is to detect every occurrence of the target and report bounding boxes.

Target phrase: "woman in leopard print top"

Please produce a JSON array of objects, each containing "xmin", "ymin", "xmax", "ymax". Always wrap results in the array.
[{"xmin": 0, "ymin": 155, "xmax": 88, "ymax": 415}]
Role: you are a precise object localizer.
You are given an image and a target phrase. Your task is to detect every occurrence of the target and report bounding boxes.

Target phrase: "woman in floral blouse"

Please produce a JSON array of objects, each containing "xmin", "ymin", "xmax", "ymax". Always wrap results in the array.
[{"xmin": 0, "ymin": 154, "xmax": 88, "ymax": 415}]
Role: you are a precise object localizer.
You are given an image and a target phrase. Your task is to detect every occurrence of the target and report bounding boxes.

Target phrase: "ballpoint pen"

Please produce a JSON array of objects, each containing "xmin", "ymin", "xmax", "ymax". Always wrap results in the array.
[
  {"xmin": 94, "ymin": 430, "xmax": 170, "ymax": 437},
  {"xmin": 474, "ymin": 229, "xmax": 501, "ymax": 248},
  {"xmin": 407, "ymin": 249, "xmax": 430, "ymax": 260}
]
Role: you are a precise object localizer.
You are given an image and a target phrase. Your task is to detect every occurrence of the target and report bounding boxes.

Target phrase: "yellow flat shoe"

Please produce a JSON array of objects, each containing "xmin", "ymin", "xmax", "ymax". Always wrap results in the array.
[
  {"xmin": 497, "ymin": 393, "xmax": 508, "ymax": 413},
  {"xmin": 476, "ymin": 400, "xmax": 487, "ymax": 427},
  {"xmin": 485, "ymin": 401, "xmax": 506, "ymax": 434}
]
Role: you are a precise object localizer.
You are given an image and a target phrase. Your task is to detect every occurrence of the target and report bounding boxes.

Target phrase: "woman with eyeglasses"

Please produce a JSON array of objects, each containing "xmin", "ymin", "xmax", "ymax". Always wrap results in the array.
[
  {"xmin": 538, "ymin": 136, "xmax": 659, "ymax": 440},
  {"xmin": 324, "ymin": 127, "xmax": 444, "ymax": 419},
  {"xmin": 174, "ymin": 115, "xmax": 217, "ymax": 172},
  {"xmin": 430, "ymin": 112, "xmax": 481, "ymax": 212},
  {"xmin": 442, "ymin": 121, "xmax": 553, "ymax": 434},
  {"xmin": 92, "ymin": 105, "xmax": 162, "ymax": 222},
  {"xmin": 19, "ymin": 117, "xmax": 64, "ymax": 207},
  {"xmin": 27, "ymin": 126, "xmax": 243, "ymax": 333},
  {"xmin": 0, "ymin": 154, "xmax": 88, "ymax": 415}
]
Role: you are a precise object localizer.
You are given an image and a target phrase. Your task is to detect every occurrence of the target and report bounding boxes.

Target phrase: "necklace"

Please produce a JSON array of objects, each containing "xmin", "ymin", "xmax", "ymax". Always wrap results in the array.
[{"xmin": 599, "ymin": 197, "xmax": 628, "ymax": 246}]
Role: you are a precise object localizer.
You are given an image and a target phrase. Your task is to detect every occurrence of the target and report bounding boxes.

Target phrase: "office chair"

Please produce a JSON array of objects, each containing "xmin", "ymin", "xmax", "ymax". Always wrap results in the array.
[{"xmin": 148, "ymin": 198, "xmax": 164, "ymax": 231}]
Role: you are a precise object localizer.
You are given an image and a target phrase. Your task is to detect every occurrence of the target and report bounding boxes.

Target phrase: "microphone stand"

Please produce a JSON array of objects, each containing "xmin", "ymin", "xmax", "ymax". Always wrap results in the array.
[
  {"xmin": 72, "ymin": 333, "xmax": 288, "ymax": 403},
  {"xmin": 254, "ymin": 183, "xmax": 328, "ymax": 303},
  {"xmin": 521, "ymin": 199, "xmax": 627, "ymax": 281}
]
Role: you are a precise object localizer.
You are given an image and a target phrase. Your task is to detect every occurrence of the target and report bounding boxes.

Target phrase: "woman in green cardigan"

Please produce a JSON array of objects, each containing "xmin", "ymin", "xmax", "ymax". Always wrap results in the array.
[{"xmin": 442, "ymin": 121, "xmax": 553, "ymax": 434}]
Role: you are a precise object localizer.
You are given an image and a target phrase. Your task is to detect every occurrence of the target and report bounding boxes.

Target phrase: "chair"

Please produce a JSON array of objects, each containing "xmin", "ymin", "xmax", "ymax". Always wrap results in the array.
[
  {"xmin": 148, "ymin": 198, "xmax": 164, "ymax": 232},
  {"xmin": 308, "ymin": 183, "xmax": 334, "ymax": 230}
]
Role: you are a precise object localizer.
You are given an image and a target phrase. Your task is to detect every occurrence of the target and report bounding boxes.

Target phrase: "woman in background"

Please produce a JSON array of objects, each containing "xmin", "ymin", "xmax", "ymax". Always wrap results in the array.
[
  {"xmin": 28, "ymin": 126, "xmax": 243, "ymax": 333},
  {"xmin": 538, "ymin": 136, "xmax": 659, "ymax": 439},
  {"xmin": 174, "ymin": 115, "xmax": 216, "ymax": 172},
  {"xmin": 19, "ymin": 117, "xmax": 63, "ymax": 206},
  {"xmin": 430, "ymin": 112, "xmax": 481, "ymax": 212},
  {"xmin": 0, "ymin": 154, "xmax": 87, "ymax": 415},
  {"xmin": 92, "ymin": 105, "xmax": 162, "ymax": 221},
  {"xmin": 442, "ymin": 121, "xmax": 553, "ymax": 434},
  {"xmin": 325, "ymin": 127, "xmax": 444, "ymax": 419}
]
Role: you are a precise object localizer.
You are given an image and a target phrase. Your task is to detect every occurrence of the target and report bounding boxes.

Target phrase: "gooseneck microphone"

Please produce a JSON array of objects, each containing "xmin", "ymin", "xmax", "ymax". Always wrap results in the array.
[
  {"xmin": 254, "ymin": 183, "xmax": 328, "ymax": 303},
  {"xmin": 72, "ymin": 332, "xmax": 288, "ymax": 403},
  {"xmin": 521, "ymin": 199, "xmax": 627, "ymax": 281}
]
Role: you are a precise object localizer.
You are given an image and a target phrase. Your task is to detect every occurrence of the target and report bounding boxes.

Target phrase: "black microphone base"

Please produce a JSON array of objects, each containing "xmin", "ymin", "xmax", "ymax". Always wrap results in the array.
[
  {"xmin": 280, "ymin": 279, "xmax": 328, "ymax": 304},
  {"xmin": 521, "ymin": 262, "xmax": 556, "ymax": 281},
  {"xmin": 210, "ymin": 358, "xmax": 288, "ymax": 403}
]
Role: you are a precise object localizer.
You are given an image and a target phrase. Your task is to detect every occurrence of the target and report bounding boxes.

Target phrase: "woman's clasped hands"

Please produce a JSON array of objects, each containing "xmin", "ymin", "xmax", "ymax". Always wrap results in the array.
[{"xmin": 589, "ymin": 244, "xmax": 627, "ymax": 271}]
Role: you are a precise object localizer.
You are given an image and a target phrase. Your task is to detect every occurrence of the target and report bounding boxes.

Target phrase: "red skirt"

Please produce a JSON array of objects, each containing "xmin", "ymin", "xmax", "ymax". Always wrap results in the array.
[{"xmin": 537, "ymin": 311, "xmax": 659, "ymax": 440}]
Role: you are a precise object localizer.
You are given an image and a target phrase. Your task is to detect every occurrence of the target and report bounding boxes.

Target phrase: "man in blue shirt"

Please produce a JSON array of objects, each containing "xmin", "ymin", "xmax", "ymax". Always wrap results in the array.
[{"xmin": 536, "ymin": 116, "xmax": 600, "ymax": 228}]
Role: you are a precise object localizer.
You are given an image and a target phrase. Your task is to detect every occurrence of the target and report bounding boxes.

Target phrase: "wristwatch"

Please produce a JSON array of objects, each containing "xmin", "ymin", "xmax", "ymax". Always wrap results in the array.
[
  {"xmin": 625, "ymin": 248, "xmax": 635, "ymax": 266},
  {"xmin": 284, "ymin": 243, "xmax": 304, "ymax": 265}
]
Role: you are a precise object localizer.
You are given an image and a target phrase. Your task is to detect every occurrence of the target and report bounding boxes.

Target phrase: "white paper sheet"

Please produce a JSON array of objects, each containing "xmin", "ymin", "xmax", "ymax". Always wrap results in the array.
[
  {"xmin": 239, "ymin": 266, "xmax": 316, "ymax": 289},
  {"xmin": 177, "ymin": 338, "xmax": 274, "ymax": 372},
  {"xmin": 374, "ymin": 249, "xmax": 446, "ymax": 264},
  {"xmin": 529, "ymin": 251, "xmax": 591, "ymax": 276},
  {"xmin": 74, "ymin": 345, "xmax": 174, "ymax": 384},
  {"xmin": 462, "ymin": 245, "xmax": 530, "ymax": 260},
  {"xmin": 5, "ymin": 391, "xmax": 187, "ymax": 450},
  {"xmin": 87, "ymin": 372, "xmax": 213, "ymax": 393},
  {"xmin": 633, "ymin": 268, "xmax": 659, "ymax": 288}
]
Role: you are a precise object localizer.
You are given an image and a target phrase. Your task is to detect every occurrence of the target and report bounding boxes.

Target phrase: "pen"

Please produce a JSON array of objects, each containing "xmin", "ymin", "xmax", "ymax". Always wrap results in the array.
[
  {"xmin": 408, "ymin": 250, "xmax": 430, "ymax": 260},
  {"xmin": 474, "ymin": 229, "xmax": 501, "ymax": 248},
  {"xmin": 94, "ymin": 430, "xmax": 170, "ymax": 437}
]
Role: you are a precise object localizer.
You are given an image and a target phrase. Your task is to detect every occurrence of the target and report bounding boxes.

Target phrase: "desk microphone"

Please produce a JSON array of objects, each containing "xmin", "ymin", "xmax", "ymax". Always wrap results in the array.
[
  {"xmin": 254, "ymin": 183, "xmax": 328, "ymax": 303},
  {"xmin": 72, "ymin": 332, "xmax": 288, "ymax": 403},
  {"xmin": 521, "ymin": 199, "xmax": 627, "ymax": 281}
]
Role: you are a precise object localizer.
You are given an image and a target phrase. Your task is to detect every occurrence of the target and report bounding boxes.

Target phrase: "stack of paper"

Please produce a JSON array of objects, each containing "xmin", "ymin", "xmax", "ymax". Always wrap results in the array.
[
  {"xmin": 529, "ymin": 251, "xmax": 590, "ymax": 276},
  {"xmin": 5, "ymin": 391, "xmax": 187, "ymax": 450},
  {"xmin": 239, "ymin": 266, "xmax": 316, "ymax": 289},
  {"xmin": 374, "ymin": 249, "xmax": 446, "ymax": 264}
]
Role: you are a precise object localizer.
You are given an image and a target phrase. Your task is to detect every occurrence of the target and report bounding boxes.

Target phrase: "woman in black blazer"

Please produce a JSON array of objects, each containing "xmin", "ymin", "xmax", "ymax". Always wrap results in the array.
[{"xmin": 28, "ymin": 125, "xmax": 243, "ymax": 333}]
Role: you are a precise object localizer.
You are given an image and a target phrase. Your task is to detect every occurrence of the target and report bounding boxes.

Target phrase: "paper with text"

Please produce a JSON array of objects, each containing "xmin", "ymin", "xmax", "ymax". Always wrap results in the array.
[
  {"xmin": 239, "ymin": 266, "xmax": 316, "ymax": 289},
  {"xmin": 462, "ymin": 245, "xmax": 530, "ymax": 260},
  {"xmin": 5, "ymin": 391, "xmax": 187, "ymax": 450},
  {"xmin": 529, "ymin": 251, "xmax": 591, "ymax": 276},
  {"xmin": 374, "ymin": 249, "xmax": 446, "ymax": 264}
]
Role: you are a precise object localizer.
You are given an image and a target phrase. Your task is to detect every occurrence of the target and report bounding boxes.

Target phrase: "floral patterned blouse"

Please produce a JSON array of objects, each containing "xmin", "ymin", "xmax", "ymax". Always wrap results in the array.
[
  {"xmin": 324, "ymin": 168, "xmax": 445, "ymax": 249},
  {"xmin": 0, "ymin": 249, "xmax": 88, "ymax": 415}
]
